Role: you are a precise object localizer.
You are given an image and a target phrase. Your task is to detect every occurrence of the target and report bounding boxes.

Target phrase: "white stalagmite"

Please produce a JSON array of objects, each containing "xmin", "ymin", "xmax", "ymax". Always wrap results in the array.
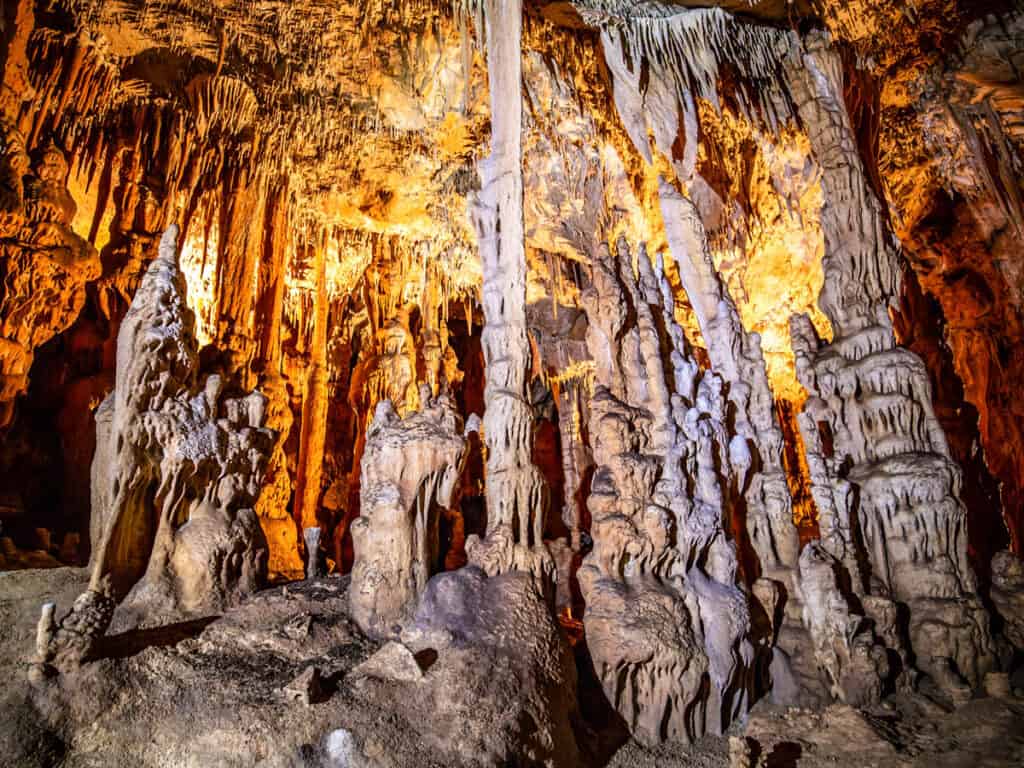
[
  {"xmin": 658, "ymin": 181, "xmax": 799, "ymax": 590},
  {"xmin": 349, "ymin": 392, "xmax": 470, "ymax": 638},
  {"xmin": 578, "ymin": 238, "xmax": 752, "ymax": 744},
  {"xmin": 785, "ymin": 31, "xmax": 996, "ymax": 696}
]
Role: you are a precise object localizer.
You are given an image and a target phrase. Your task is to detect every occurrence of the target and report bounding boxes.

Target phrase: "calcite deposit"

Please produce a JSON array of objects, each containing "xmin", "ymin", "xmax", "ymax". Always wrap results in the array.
[
  {"xmin": 350, "ymin": 390, "xmax": 470, "ymax": 638},
  {"xmin": 579, "ymin": 237, "xmax": 753, "ymax": 744},
  {"xmin": 33, "ymin": 225, "xmax": 276, "ymax": 673},
  {"xmin": 2, "ymin": 0, "xmax": 1024, "ymax": 766}
]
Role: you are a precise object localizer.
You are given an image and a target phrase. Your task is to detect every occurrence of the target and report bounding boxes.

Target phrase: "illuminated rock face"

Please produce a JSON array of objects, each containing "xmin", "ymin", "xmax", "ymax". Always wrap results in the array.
[{"xmin": 0, "ymin": 123, "xmax": 100, "ymax": 429}]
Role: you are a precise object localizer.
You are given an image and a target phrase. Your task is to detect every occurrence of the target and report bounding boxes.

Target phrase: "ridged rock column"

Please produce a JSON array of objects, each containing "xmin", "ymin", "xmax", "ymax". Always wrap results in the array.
[
  {"xmin": 465, "ymin": 0, "xmax": 551, "ymax": 580},
  {"xmin": 785, "ymin": 31, "xmax": 996, "ymax": 693}
]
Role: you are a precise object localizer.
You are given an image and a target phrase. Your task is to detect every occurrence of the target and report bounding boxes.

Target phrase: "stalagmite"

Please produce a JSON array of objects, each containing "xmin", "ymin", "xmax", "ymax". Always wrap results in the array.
[
  {"xmin": 658, "ymin": 182, "xmax": 800, "ymax": 586},
  {"xmin": 795, "ymin": 542, "xmax": 890, "ymax": 706},
  {"xmin": 36, "ymin": 225, "xmax": 275, "ymax": 670},
  {"xmin": 304, "ymin": 526, "xmax": 322, "ymax": 579},
  {"xmin": 253, "ymin": 369, "xmax": 304, "ymax": 580},
  {"xmin": 294, "ymin": 237, "xmax": 330, "ymax": 533},
  {"xmin": 555, "ymin": 378, "xmax": 590, "ymax": 550},
  {"xmin": 349, "ymin": 390, "xmax": 470, "ymax": 638},
  {"xmin": 578, "ymin": 238, "xmax": 752, "ymax": 744},
  {"xmin": 785, "ymin": 31, "xmax": 996, "ymax": 694},
  {"xmin": 590, "ymin": 0, "xmax": 801, "ymax": 597}
]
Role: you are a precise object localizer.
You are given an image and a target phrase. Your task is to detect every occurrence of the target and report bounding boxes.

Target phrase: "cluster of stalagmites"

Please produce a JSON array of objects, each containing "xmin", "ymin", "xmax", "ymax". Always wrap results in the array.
[
  {"xmin": 33, "ymin": 225, "xmax": 275, "ymax": 676},
  {"xmin": 783, "ymin": 31, "xmax": 996, "ymax": 699},
  {"xmin": 579, "ymin": 237, "xmax": 753, "ymax": 743}
]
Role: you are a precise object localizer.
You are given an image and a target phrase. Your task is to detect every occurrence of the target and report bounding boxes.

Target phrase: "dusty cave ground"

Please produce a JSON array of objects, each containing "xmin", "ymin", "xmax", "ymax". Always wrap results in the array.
[{"xmin": 0, "ymin": 566, "xmax": 1021, "ymax": 768}]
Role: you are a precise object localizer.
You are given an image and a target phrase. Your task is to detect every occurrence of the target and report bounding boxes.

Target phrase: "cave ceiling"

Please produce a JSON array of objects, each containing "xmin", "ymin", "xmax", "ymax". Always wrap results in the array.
[{"xmin": 3, "ymin": 1, "xmax": 1024, "ymax": 761}]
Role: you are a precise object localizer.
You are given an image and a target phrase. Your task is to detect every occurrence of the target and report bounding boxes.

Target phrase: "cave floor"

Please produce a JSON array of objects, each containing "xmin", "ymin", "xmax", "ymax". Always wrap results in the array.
[{"xmin": 1, "ymin": 567, "xmax": 1022, "ymax": 768}]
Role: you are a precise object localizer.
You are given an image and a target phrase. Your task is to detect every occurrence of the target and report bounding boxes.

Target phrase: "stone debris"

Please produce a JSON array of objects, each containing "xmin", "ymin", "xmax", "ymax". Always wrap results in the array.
[{"xmin": 283, "ymin": 665, "xmax": 324, "ymax": 707}]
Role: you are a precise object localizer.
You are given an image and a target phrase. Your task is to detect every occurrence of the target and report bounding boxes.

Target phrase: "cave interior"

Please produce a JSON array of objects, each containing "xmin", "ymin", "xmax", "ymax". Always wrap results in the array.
[{"xmin": 1, "ymin": 0, "xmax": 1024, "ymax": 766}]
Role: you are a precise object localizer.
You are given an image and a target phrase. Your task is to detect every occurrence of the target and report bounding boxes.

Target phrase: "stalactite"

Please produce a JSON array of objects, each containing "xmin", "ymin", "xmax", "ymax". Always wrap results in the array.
[
  {"xmin": 594, "ymin": 4, "xmax": 793, "ymax": 183},
  {"xmin": 293, "ymin": 234, "xmax": 330, "ymax": 533}
]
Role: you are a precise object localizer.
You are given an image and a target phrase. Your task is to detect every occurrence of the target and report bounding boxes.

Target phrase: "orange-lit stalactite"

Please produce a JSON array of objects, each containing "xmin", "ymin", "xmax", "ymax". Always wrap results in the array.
[
  {"xmin": 293, "ymin": 233, "xmax": 330, "ymax": 534},
  {"xmin": 256, "ymin": 179, "xmax": 291, "ymax": 369}
]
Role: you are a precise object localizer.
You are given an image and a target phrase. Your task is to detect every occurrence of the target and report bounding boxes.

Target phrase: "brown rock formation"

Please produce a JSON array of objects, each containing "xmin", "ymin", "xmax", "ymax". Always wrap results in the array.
[{"xmin": 0, "ymin": 126, "xmax": 99, "ymax": 429}]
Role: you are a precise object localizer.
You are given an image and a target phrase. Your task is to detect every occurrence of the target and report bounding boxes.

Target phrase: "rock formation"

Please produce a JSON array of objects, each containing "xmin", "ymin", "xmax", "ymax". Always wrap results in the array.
[
  {"xmin": 0, "ymin": 123, "xmax": 99, "ymax": 429},
  {"xmin": 578, "ymin": 237, "xmax": 752, "ymax": 743},
  {"xmin": 464, "ymin": 0, "xmax": 553, "ymax": 583},
  {"xmin": 991, "ymin": 549, "xmax": 1024, "ymax": 651},
  {"xmin": 785, "ymin": 31, "xmax": 996, "ymax": 694},
  {"xmin": 353, "ymin": 566, "xmax": 582, "ymax": 766},
  {"xmin": 349, "ymin": 389, "xmax": 470, "ymax": 638},
  {"xmin": 35, "ymin": 225, "xmax": 275, "ymax": 671},
  {"xmin": 657, "ymin": 182, "xmax": 801, "ymax": 591},
  {"xmin": 794, "ymin": 542, "xmax": 890, "ymax": 706},
  {"xmin": 2, "ymin": 0, "xmax": 1024, "ymax": 765}
]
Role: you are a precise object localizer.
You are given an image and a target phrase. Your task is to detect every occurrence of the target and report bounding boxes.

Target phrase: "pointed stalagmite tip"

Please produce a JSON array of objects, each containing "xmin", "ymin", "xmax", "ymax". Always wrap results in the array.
[{"xmin": 158, "ymin": 224, "xmax": 180, "ymax": 265}]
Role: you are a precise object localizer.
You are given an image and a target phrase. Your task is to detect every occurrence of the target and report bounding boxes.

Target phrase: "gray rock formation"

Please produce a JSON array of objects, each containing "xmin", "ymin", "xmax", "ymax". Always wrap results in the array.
[
  {"xmin": 354, "ymin": 566, "xmax": 581, "ymax": 766},
  {"xmin": 991, "ymin": 549, "xmax": 1024, "ymax": 650},
  {"xmin": 785, "ymin": 31, "xmax": 996, "ymax": 693},
  {"xmin": 578, "ymin": 238, "xmax": 752, "ymax": 744}
]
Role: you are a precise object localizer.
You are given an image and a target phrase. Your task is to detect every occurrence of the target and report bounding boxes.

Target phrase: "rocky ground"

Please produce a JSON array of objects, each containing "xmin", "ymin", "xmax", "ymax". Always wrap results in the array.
[{"xmin": 1, "ymin": 567, "xmax": 1022, "ymax": 768}]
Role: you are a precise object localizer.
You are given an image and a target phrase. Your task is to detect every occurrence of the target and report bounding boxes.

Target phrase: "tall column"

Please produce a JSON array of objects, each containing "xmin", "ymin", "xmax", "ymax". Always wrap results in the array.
[
  {"xmin": 255, "ymin": 178, "xmax": 289, "ymax": 370},
  {"xmin": 293, "ymin": 235, "xmax": 330, "ymax": 532},
  {"xmin": 215, "ymin": 167, "xmax": 264, "ymax": 385},
  {"xmin": 465, "ymin": 0, "xmax": 550, "ymax": 579},
  {"xmin": 785, "ymin": 31, "xmax": 995, "ymax": 692},
  {"xmin": 659, "ymin": 182, "xmax": 799, "ymax": 584}
]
